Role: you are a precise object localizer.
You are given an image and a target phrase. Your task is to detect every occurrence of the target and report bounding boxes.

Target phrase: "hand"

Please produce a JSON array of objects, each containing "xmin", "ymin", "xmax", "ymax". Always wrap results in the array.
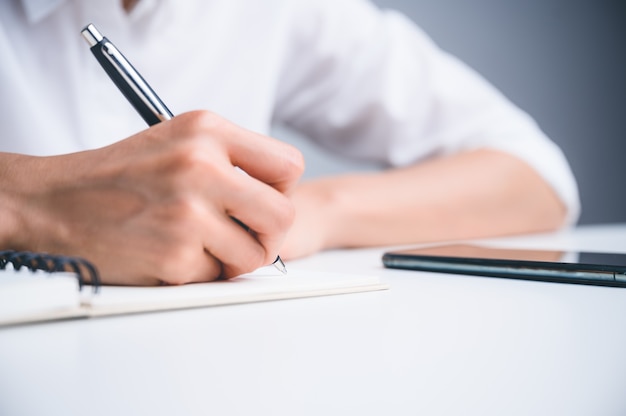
[
  {"xmin": 280, "ymin": 179, "xmax": 337, "ymax": 260},
  {"xmin": 0, "ymin": 111, "xmax": 304, "ymax": 285}
]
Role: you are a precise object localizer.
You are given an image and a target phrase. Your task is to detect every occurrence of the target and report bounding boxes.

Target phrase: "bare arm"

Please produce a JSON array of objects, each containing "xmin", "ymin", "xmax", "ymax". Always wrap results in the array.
[
  {"xmin": 281, "ymin": 149, "xmax": 566, "ymax": 259},
  {"xmin": 0, "ymin": 111, "xmax": 304, "ymax": 285}
]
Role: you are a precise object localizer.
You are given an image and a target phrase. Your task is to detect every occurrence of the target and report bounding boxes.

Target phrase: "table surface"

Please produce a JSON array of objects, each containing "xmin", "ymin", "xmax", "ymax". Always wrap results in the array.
[{"xmin": 1, "ymin": 224, "xmax": 626, "ymax": 416}]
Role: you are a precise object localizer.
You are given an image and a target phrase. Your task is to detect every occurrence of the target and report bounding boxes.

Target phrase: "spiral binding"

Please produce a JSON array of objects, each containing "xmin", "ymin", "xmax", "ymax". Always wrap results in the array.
[{"xmin": 0, "ymin": 250, "xmax": 100, "ymax": 292}]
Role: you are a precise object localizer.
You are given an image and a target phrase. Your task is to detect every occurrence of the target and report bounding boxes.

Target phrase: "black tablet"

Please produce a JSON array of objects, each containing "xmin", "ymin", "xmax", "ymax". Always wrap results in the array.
[{"xmin": 382, "ymin": 244, "xmax": 626, "ymax": 287}]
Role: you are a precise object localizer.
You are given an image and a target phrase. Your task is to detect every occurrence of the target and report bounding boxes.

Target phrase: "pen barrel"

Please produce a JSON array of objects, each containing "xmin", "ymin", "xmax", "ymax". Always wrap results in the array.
[{"xmin": 82, "ymin": 24, "xmax": 173, "ymax": 126}]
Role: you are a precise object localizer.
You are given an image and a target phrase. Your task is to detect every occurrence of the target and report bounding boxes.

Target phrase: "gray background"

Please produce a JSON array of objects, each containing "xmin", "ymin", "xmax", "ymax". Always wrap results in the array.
[{"xmin": 274, "ymin": 0, "xmax": 626, "ymax": 225}]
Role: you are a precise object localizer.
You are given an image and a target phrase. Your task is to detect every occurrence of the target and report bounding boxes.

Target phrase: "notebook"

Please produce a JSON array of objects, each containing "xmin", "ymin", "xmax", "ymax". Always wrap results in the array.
[{"xmin": 0, "ymin": 251, "xmax": 388, "ymax": 327}]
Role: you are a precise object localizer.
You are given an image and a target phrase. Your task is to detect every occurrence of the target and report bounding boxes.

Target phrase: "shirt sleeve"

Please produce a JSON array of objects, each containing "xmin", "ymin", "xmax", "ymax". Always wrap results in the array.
[{"xmin": 272, "ymin": 0, "xmax": 580, "ymax": 225}]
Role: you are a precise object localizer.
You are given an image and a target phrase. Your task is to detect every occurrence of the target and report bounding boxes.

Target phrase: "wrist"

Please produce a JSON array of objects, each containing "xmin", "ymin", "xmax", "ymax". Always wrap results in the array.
[
  {"xmin": 294, "ymin": 177, "xmax": 352, "ymax": 250},
  {"xmin": 300, "ymin": 173, "xmax": 393, "ymax": 250},
  {"xmin": 0, "ymin": 153, "xmax": 34, "ymax": 248}
]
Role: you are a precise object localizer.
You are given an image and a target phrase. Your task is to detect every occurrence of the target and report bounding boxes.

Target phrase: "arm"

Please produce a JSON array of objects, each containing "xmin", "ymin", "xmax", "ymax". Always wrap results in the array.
[
  {"xmin": 281, "ymin": 148, "xmax": 565, "ymax": 259},
  {"xmin": 0, "ymin": 111, "xmax": 304, "ymax": 285},
  {"xmin": 273, "ymin": 1, "xmax": 578, "ymax": 259}
]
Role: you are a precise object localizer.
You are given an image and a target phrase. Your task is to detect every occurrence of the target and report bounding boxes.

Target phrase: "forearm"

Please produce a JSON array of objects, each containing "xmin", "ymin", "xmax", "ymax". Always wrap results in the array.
[
  {"xmin": 0, "ymin": 152, "xmax": 42, "ymax": 248},
  {"xmin": 286, "ymin": 149, "xmax": 566, "ymax": 256},
  {"xmin": 0, "ymin": 150, "xmax": 110, "ymax": 253}
]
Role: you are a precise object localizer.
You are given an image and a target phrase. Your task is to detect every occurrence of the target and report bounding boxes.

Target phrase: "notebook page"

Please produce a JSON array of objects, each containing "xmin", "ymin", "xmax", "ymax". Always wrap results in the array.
[
  {"xmin": 83, "ymin": 268, "xmax": 387, "ymax": 317},
  {"xmin": 0, "ymin": 269, "xmax": 83, "ymax": 326}
]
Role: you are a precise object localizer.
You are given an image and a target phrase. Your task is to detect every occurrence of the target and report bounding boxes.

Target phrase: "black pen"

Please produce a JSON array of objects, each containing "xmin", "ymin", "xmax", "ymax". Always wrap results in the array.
[{"xmin": 80, "ymin": 23, "xmax": 287, "ymax": 274}]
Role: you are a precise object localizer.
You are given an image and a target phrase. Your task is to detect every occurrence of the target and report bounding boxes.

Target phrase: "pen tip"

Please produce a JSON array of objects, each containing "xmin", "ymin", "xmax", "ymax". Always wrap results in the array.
[{"xmin": 273, "ymin": 256, "xmax": 287, "ymax": 275}]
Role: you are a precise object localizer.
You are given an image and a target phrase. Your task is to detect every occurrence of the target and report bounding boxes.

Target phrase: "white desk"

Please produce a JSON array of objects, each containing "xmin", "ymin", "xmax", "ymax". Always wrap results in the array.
[{"xmin": 1, "ymin": 224, "xmax": 626, "ymax": 416}]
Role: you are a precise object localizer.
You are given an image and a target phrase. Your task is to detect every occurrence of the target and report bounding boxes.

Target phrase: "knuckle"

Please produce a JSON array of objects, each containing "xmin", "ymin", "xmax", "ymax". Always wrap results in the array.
[
  {"xmin": 180, "ymin": 110, "xmax": 221, "ymax": 133},
  {"xmin": 166, "ymin": 196, "xmax": 203, "ymax": 222},
  {"xmin": 165, "ymin": 140, "xmax": 221, "ymax": 184},
  {"xmin": 235, "ymin": 245, "xmax": 267, "ymax": 274},
  {"xmin": 169, "ymin": 139, "xmax": 205, "ymax": 169},
  {"xmin": 155, "ymin": 242, "xmax": 218, "ymax": 285},
  {"xmin": 157, "ymin": 249, "xmax": 197, "ymax": 285},
  {"xmin": 149, "ymin": 251, "xmax": 186, "ymax": 283}
]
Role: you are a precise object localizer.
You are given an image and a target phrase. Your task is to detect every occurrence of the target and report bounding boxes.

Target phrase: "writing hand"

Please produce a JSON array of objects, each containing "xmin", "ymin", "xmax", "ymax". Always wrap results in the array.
[{"xmin": 1, "ymin": 111, "xmax": 304, "ymax": 285}]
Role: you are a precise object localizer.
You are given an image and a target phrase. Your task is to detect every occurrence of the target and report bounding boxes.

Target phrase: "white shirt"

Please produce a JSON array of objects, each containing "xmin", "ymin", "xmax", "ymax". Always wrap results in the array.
[{"xmin": 0, "ymin": 0, "xmax": 580, "ymax": 223}]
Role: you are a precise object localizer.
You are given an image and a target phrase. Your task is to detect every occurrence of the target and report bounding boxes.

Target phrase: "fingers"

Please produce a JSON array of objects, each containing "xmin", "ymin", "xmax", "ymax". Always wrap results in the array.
[
  {"xmin": 201, "ymin": 212, "xmax": 271, "ymax": 279},
  {"xmin": 220, "ymin": 168, "xmax": 296, "ymax": 270},
  {"xmin": 228, "ymin": 134, "xmax": 305, "ymax": 195},
  {"xmin": 150, "ymin": 111, "xmax": 302, "ymax": 280},
  {"xmin": 172, "ymin": 111, "xmax": 305, "ymax": 194}
]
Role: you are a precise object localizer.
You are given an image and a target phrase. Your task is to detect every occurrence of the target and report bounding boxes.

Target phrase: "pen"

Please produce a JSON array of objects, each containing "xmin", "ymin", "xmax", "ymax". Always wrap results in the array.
[{"xmin": 80, "ymin": 23, "xmax": 287, "ymax": 275}]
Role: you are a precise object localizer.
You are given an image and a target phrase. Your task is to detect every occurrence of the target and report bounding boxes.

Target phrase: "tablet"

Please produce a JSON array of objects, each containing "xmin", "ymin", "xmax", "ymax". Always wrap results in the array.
[{"xmin": 382, "ymin": 244, "xmax": 626, "ymax": 287}]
